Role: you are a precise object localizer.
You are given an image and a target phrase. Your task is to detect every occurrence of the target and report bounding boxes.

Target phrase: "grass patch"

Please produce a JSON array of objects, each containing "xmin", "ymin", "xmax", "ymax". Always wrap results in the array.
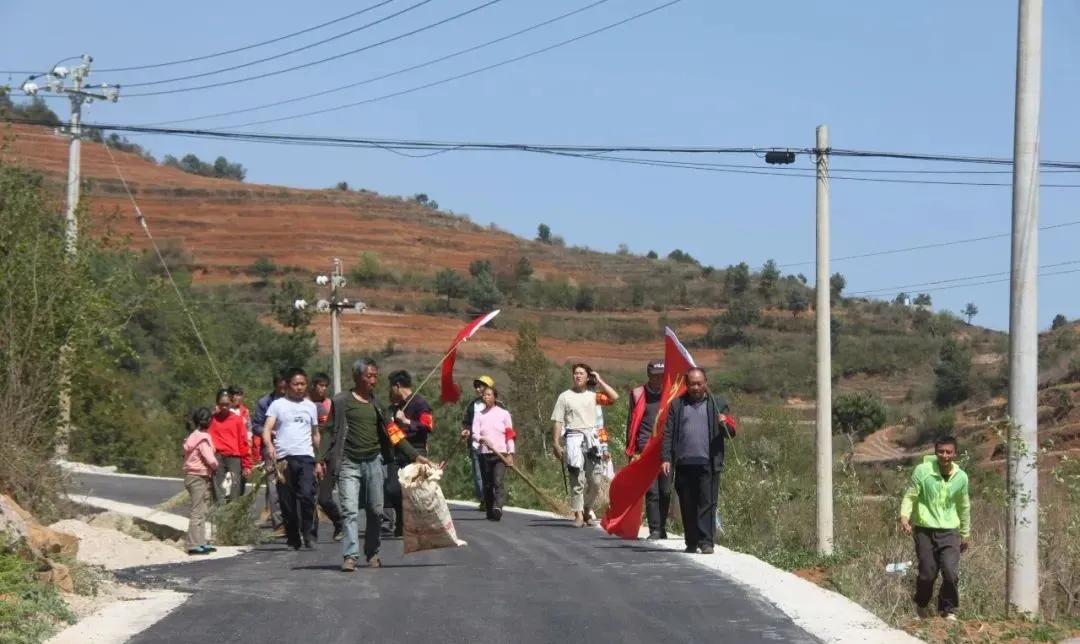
[{"xmin": 0, "ymin": 535, "xmax": 76, "ymax": 644}]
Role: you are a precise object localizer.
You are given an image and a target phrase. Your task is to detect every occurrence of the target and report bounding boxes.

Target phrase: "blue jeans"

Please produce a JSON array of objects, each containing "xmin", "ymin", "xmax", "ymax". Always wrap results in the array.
[
  {"xmin": 337, "ymin": 454, "xmax": 385, "ymax": 560},
  {"xmin": 469, "ymin": 444, "xmax": 484, "ymax": 502}
]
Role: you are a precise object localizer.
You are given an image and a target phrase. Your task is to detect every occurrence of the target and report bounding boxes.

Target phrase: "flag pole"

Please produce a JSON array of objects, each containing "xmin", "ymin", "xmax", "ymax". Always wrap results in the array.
[{"xmin": 401, "ymin": 341, "xmax": 463, "ymax": 410}]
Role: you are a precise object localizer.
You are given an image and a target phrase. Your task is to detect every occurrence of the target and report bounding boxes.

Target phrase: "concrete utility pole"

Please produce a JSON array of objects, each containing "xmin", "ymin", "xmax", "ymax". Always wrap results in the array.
[
  {"xmin": 21, "ymin": 54, "xmax": 119, "ymax": 457},
  {"xmin": 311, "ymin": 259, "xmax": 366, "ymax": 395},
  {"xmin": 815, "ymin": 124, "xmax": 834, "ymax": 556},
  {"xmin": 330, "ymin": 258, "xmax": 344, "ymax": 395},
  {"xmin": 1007, "ymin": 0, "xmax": 1042, "ymax": 617}
]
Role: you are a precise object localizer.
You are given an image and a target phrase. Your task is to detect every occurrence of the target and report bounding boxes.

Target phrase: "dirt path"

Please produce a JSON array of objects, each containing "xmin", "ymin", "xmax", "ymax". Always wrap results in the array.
[{"xmin": 852, "ymin": 425, "xmax": 924, "ymax": 464}]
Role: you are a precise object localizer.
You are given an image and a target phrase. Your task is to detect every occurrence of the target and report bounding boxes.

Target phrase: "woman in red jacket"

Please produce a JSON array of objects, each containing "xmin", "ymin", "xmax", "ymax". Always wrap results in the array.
[{"xmin": 209, "ymin": 388, "xmax": 251, "ymax": 503}]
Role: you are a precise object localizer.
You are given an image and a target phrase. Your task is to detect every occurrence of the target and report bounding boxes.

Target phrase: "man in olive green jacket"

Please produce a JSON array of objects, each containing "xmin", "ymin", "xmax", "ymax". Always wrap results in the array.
[{"xmin": 899, "ymin": 436, "xmax": 971, "ymax": 620}]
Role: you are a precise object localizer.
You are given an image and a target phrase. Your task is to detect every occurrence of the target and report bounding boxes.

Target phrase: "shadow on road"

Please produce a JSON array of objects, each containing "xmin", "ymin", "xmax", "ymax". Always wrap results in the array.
[
  {"xmin": 527, "ymin": 519, "xmax": 578, "ymax": 529},
  {"xmin": 291, "ymin": 563, "xmax": 455, "ymax": 571},
  {"xmin": 592, "ymin": 543, "xmax": 674, "ymax": 554}
]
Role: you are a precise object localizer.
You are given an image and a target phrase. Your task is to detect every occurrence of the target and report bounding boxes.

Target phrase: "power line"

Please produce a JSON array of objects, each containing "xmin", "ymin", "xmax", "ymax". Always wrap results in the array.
[
  {"xmin": 10, "ymin": 115, "xmax": 1080, "ymax": 177},
  {"xmin": 200, "ymin": 0, "xmax": 690, "ymax": 129},
  {"xmin": 542, "ymin": 149, "xmax": 1080, "ymax": 187},
  {"xmin": 120, "ymin": 0, "xmax": 435, "ymax": 89},
  {"xmin": 145, "ymin": 0, "xmax": 616, "ymax": 127},
  {"xmin": 100, "ymin": 138, "xmax": 225, "ymax": 387},
  {"xmin": 122, "ymin": 0, "xmax": 505, "ymax": 97},
  {"xmin": 847, "ymin": 259, "xmax": 1080, "ymax": 297},
  {"xmin": 98, "ymin": 1, "xmax": 399, "ymax": 73},
  {"xmin": 852, "ymin": 267, "xmax": 1080, "ymax": 298},
  {"xmin": 777, "ymin": 219, "xmax": 1080, "ymax": 268}
]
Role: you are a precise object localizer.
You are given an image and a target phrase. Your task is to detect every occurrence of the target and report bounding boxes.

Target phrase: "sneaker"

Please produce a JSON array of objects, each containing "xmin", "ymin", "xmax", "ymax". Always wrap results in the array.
[
  {"xmin": 942, "ymin": 613, "xmax": 958, "ymax": 622},
  {"xmin": 582, "ymin": 508, "xmax": 594, "ymax": 526},
  {"xmin": 201, "ymin": 545, "xmax": 218, "ymax": 553},
  {"xmin": 491, "ymin": 508, "xmax": 502, "ymax": 522},
  {"xmin": 341, "ymin": 557, "xmax": 356, "ymax": 572},
  {"xmin": 333, "ymin": 525, "xmax": 344, "ymax": 542},
  {"xmin": 684, "ymin": 544, "xmax": 698, "ymax": 554},
  {"xmin": 916, "ymin": 605, "xmax": 933, "ymax": 619},
  {"xmin": 699, "ymin": 544, "xmax": 715, "ymax": 554},
  {"xmin": 367, "ymin": 555, "xmax": 382, "ymax": 568},
  {"xmin": 646, "ymin": 531, "xmax": 664, "ymax": 541},
  {"xmin": 187, "ymin": 547, "xmax": 209, "ymax": 555},
  {"xmin": 659, "ymin": 531, "xmax": 668, "ymax": 539}
]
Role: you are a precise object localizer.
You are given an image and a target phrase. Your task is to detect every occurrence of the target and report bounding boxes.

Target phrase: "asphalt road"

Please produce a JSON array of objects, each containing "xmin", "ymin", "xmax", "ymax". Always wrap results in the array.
[
  {"xmin": 71, "ymin": 472, "xmax": 817, "ymax": 643},
  {"xmin": 68, "ymin": 471, "xmax": 185, "ymax": 507}
]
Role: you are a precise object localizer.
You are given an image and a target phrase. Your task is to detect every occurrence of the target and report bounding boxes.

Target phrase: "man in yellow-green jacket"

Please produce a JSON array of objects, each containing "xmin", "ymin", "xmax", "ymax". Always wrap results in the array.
[{"xmin": 899, "ymin": 435, "xmax": 971, "ymax": 620}]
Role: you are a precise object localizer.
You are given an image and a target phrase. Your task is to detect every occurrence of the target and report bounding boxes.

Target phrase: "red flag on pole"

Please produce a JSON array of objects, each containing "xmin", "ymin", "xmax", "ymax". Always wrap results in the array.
[
  {"xmin": 601, "ymin": 327, "xmax": 696, "ymax": 539},
  {"xmin": 440, "ymin": 310, "xmax": 500, "ymax": 403}
]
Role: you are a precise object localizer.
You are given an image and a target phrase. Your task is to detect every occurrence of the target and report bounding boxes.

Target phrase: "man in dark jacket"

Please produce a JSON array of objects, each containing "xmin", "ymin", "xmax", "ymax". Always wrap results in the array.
[
  {"xmin": 661, "ymin": 367, "xmax": 736, "ymax": 554},
  {"xmin": 319, "ymin": 358, "xmax": 430, "ymax": 571},
  {"xmin": 384, "ymin": 370, "xmax": 435, "ymax": 537}
]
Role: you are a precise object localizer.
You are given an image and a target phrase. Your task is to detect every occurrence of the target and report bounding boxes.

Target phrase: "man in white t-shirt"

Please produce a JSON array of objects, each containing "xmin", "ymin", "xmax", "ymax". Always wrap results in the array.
[
  {"xmin": 552, "ymin": 363, "xmax": 618, "ymax": 527},
  {"xmin": 263, "ymin": 367, "xmax": 320, "ymax": 551}
]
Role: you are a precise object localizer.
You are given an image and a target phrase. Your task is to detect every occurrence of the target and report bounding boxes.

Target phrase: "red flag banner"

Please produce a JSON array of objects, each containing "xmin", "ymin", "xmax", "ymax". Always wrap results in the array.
[
  {"xmin": 440, "ymin": 310, "xmax": 500, "ymax": 403},
  {"xmin": 601, "ymin": 327, "xmax": 696, "ymax": 539}
]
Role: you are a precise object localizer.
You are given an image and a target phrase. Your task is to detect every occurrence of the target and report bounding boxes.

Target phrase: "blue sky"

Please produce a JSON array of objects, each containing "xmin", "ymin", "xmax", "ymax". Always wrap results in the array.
[{"xmin": 3, "ymin": 0, "xmax": 1078, "ymax": 330}]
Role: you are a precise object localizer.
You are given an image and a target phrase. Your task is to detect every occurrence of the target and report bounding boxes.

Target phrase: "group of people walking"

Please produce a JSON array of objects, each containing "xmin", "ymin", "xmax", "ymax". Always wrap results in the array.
[{"xmin": 180, "ymin": 353, "xmax": 970, "ymax": 620}]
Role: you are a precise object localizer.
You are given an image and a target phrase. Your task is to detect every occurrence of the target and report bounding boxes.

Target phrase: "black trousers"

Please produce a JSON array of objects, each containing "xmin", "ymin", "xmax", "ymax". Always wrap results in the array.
[
  {"xmin": 311, "ymin": 469, "xmax": 343, "ymax": 539},
  {"xmin": 479, "ymin": 453, "xmax": 507, "ymax": 518},
  {"xmin": 913, "ymin": 527, "xmax": 961, "ymax": 614},
  {"xmin": 645, "ymin": 469, "xmax": 672, "ymax": 534},
  {"xmin": 674, "ymin": 464, "xmax": 719, "ymax": 548},
  {"xmin": 277, "ymin": 455, "xmax": 316, "ymax": 548}
]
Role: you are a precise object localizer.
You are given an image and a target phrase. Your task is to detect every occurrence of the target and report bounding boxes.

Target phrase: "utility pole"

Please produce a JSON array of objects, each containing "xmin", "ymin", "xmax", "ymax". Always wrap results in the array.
[
  {"xmin": 21, "ymin": 55, "xmax": 119, "ymax": 457},
  {"xmin": 312, "ymin": 260, "xmax": 366, "ymax": 395},
  {"xmin": 1007, "ymin": 0, "xmax": 1042, "ymax": 617},
  {"xmin": 815, "ymin": 124, "xmax": 833, "ymax": 556},
  {"xmin": 330, "ymin": 258, "xmax": 344, "ymax": 395}
]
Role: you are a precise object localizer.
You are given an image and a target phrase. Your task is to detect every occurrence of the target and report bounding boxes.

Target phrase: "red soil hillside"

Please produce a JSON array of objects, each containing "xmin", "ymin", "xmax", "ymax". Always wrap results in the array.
[
  {"xmin": 2, "ymin": 123, "xmax": 716, "ymax": 370},
  {"xmin": 1, "ymin": 124, "xmax": 657, "ymax": 284}
]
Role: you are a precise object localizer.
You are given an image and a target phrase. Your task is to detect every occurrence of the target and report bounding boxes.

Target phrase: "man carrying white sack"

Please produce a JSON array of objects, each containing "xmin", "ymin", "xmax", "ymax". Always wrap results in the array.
[{"xmin": 320, "ymin": 358, "xmax": 429, "ymax": 571}]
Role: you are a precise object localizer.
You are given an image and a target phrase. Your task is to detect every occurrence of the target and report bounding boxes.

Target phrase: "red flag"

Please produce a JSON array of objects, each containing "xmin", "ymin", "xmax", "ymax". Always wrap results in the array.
[
  {"xmin": 440, "ymin": 310, "xmax": 500, "ymax": 403},
  {"xmin": 601, "ymin": 327, "xmax": 696, "ymax": 539}
]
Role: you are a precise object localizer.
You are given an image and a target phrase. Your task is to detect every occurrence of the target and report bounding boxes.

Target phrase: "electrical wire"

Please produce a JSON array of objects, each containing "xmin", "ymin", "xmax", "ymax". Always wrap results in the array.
[
  {"xmin": 777, "ymin": 219, "xmax": 1080, "ymax": 268},
  {"xmin": 120, "ymin": 0, "xmax": 436, "ymax": 89},
  {"xmin": 100, "ymin": 137, "xmax": 226, "ymax": 387},
  {"xmin": 97, "ymin": 1, "xmax": 399, "ymax": 73},
  {"xmin": 853, "ymin": 267, "xmax": 1080, "ymax": 297},
  {"xmin": 198, "ymin": 0, "xmax": 689, "ymax": 129},
  {"xmin": 122, "ymin": 0, "xmax": 505, "ymax": 97},
  {"xmin": 848, "ymin": 259, "xmax": 1080, "ymax": 297},
  {"xmin": 9, "ymin": 115, "xmax": 1080, "ymax": 178},
  {"xmin": 541, "ymin": 149, "xmax": 1080, "ymax": 187},
  {"xmin": 145, "ymin": 0, "xmax": 616, "ymax": 127}
]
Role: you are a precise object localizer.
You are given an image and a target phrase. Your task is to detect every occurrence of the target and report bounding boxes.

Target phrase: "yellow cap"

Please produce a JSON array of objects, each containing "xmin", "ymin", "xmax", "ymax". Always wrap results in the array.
[{"xmin": 474, "ymin": 375, "xmax": 495, "ymax": 389}]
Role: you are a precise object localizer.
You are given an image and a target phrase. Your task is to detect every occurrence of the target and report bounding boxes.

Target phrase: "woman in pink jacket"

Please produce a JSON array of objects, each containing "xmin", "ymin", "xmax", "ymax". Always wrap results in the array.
[
  {"xmin": 183, "ymin": 407, "xmax": 219, "ymax": 555},
  {"xmin": 466, "ymin": 386, "xmax": 515, "ymax": 522}
]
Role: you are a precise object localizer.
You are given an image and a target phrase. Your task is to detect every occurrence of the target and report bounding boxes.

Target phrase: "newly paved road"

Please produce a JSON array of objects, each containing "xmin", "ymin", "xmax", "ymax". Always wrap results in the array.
[{"xmin": 69, "ymin": 472, "xmax": 817, "ymax": 643}]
